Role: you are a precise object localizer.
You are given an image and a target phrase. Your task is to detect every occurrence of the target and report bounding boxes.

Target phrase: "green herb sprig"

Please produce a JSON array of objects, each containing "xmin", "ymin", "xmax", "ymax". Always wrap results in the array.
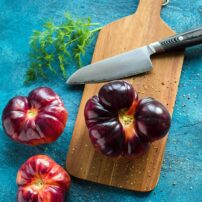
[{"xmin": 25, "ymin": 13, "xmax": 102, "ymax": 83}]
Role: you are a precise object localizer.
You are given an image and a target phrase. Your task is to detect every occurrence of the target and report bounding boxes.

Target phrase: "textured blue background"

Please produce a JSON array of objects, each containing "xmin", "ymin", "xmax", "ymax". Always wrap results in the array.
[{"xmin": 0, "ymin": 0, "xmax": 202, "ymax": 201}]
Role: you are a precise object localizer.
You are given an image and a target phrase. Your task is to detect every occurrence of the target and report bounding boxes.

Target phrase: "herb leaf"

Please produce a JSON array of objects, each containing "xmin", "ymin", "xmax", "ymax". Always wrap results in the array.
[{"xmin": 25, "ymin": 13, "xmax": 102, "ymax": 83}]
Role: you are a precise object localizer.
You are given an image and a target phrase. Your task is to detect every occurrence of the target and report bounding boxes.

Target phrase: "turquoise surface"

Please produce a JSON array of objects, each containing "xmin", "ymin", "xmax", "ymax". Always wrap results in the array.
[{"xmin": 0, "ymin": 0, "xmax": 202, "ymax": 201}]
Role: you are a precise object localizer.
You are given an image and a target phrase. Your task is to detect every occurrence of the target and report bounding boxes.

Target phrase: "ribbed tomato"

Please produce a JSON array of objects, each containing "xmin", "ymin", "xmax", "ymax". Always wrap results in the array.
[
  {"xmin": 2, "ymin": 87, "xmax": 68, "ymax": 145},
  {"xmin": 84, "ymin": 80, "xmax": 171, "ymax": 157},
  {"xmin": 17, "ymin": 155, "xmax": 70, "ymax": 202}
]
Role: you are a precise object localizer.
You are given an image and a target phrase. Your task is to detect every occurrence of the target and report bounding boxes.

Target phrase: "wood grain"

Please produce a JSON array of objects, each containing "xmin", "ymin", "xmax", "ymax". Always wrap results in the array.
[{"xmin": 66, "ymin": 0, "xmax": 184, "ymax": 192}]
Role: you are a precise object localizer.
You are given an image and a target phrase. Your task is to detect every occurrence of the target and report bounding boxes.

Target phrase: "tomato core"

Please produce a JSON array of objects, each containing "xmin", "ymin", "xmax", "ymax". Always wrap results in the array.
[
  {"xmin": 118, "ymin": 101, "xmax": 138, "ymax": 140},
  {"xmin": 33, "ymin": 179, "xmax": 44, "ymax": 190},
  {"xmin": 119, "ymin": 109, "xmax": 134, "ymax": 127},
  {"xmin": 27, "ymin": 108, "xmax": 38, "ymax": 119}
]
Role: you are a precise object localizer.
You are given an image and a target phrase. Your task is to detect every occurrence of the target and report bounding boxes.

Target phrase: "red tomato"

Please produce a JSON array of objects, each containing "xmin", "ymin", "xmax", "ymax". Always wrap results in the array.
[
  {"xmin": 2, "ymin": 87, "xmax": 68, "ymax": 145},
  {"xmin": 17, "ymin": 155, "xmax": 71, "ymax": 202}
]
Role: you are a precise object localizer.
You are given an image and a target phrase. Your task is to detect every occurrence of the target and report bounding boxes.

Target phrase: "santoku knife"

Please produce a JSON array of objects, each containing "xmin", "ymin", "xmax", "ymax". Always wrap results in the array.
[{"xmin": 67, "ymin": 27, "xmax": 202, "ymax": 85}]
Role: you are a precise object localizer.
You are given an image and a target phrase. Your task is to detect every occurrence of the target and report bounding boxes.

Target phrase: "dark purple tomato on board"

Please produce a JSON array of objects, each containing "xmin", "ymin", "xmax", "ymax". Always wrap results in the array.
[{"xmin": 84, "ymin": 80, "xmax": 171, "ymax": 157}]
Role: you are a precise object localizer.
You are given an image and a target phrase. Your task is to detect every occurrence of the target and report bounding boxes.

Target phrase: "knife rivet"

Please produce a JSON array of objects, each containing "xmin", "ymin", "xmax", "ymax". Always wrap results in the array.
[{"xmin": 178, "ymin": 36, "xmax": 184, "ymax": 41}]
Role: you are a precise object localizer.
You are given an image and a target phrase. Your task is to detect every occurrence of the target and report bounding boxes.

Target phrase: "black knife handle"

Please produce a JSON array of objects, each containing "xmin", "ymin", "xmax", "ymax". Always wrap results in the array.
[{"xmin": 159, "ymin": 27, "xmax": 202, "ymax": 52}]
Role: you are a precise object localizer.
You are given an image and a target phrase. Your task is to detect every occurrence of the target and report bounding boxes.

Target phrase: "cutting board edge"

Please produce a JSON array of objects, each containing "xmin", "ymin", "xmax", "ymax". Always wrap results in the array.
[{"xmin": 66, "ymin": 162, "xmax": 160, "ymax": 192}]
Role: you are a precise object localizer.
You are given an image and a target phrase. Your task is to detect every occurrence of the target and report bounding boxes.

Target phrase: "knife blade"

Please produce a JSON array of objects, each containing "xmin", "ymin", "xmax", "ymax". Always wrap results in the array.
[{"xmin": 67, "ymin": 27, "xmax": 202, "ymax": 85}]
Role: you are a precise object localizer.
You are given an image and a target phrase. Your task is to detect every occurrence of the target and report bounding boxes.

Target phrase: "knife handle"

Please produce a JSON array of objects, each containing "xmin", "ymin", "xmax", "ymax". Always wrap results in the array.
[{"xmin": 158, "ymin": 27, "xmax": 202, "ymax": 52}]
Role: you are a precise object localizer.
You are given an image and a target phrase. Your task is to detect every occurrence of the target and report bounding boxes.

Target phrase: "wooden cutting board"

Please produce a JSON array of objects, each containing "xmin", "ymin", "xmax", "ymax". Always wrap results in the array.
[{"xmin": 66, "ymin": 0, "xmax": 184, "ymax": 192}]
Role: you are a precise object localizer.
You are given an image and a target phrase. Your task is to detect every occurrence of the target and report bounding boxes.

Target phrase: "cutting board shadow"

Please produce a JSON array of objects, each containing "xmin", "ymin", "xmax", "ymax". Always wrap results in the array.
[{"xmin": 66, "ymin": 0, "xmax": 184, "ymax": 192}]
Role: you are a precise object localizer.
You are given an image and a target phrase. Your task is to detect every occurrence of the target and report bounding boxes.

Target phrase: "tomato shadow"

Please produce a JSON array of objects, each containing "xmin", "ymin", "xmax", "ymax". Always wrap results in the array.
[
  {"xmin": 65, "ymin": 83, "xmax": 84, "ymax": 92},
  {"xmin": 1, "ymin": 129, "xmax": 52, "ymax": 167},
  {"xmin": 65, "ymin": 176, "xmax": 151, "ymax": 202}
]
